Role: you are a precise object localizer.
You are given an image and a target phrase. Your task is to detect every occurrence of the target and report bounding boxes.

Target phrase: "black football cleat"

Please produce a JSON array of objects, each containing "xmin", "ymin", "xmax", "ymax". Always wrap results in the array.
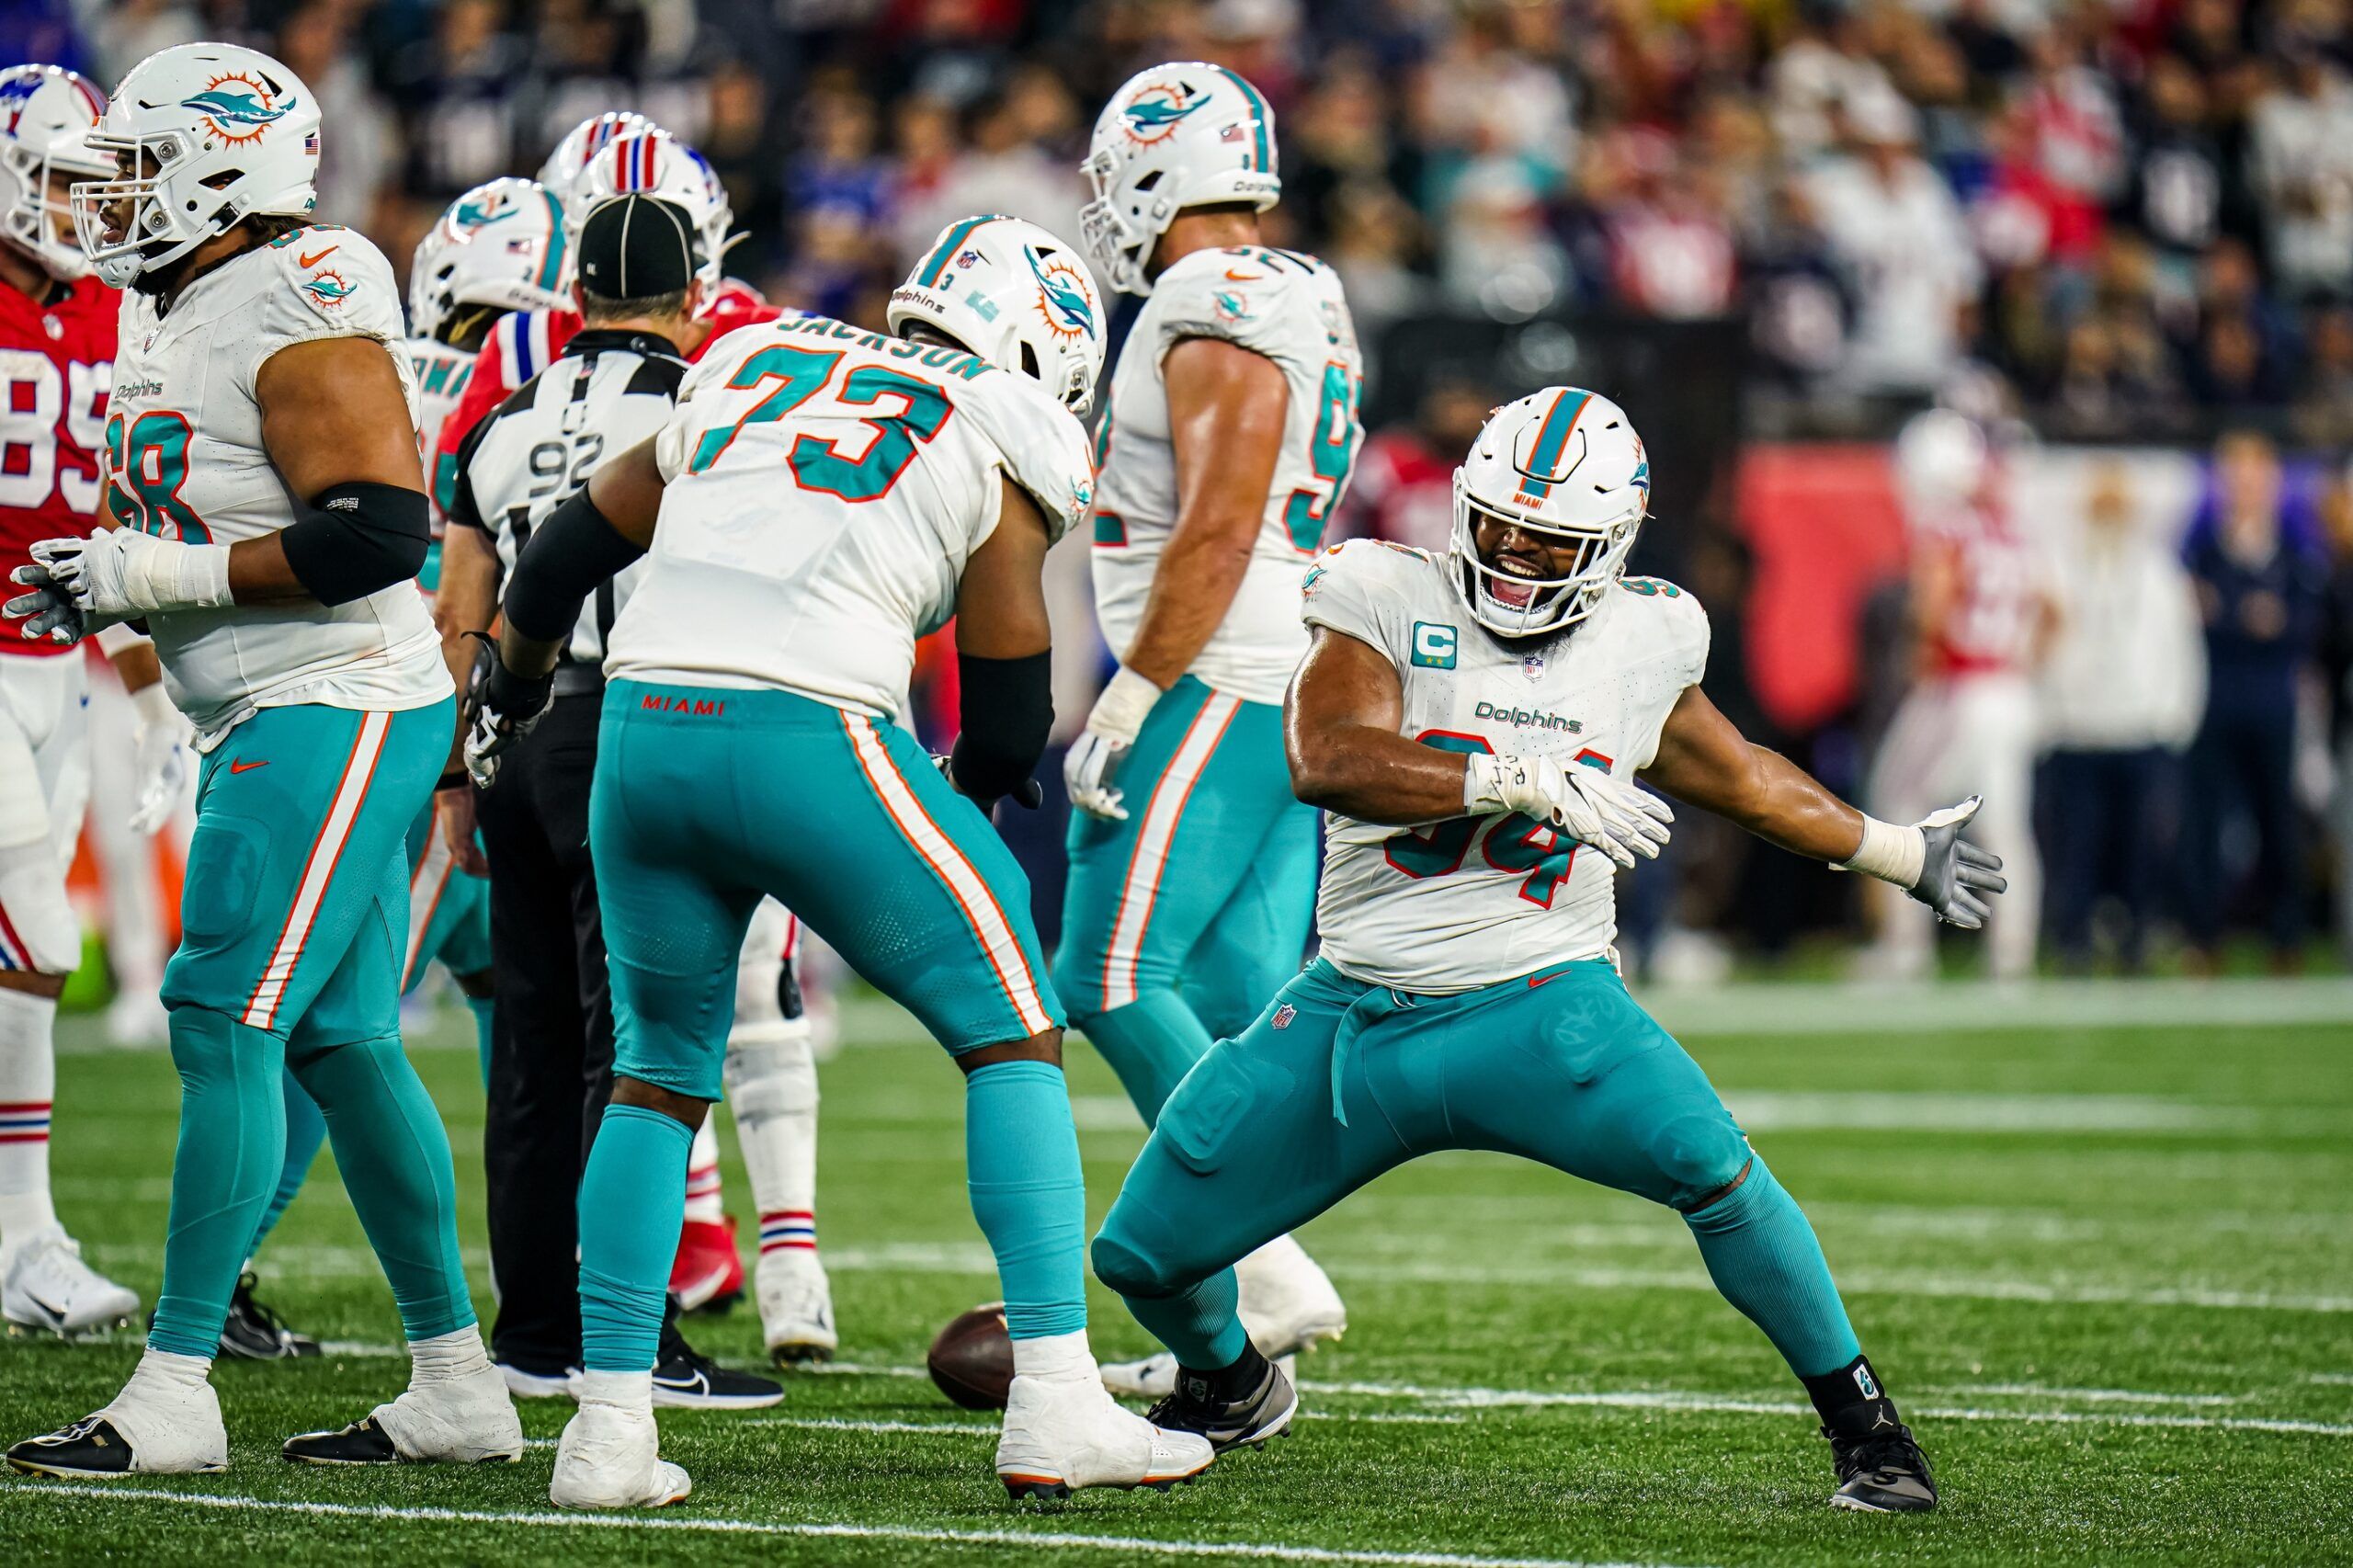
[
  {"xmin": 1144, "ymin": 1346, "xmax": 1296, "ymax": 1453},
  {"xmin": 1825, "ymin": 1403, "xmax": 1938, "ymax": 1512},
  {"xmin": 651, "ymin": 1336, "xmax": 784, "ymax": 1410},
  {"xmin": 7, "ymin": 1416, "xmax": 138, "ymax": 1477},
  {"xmin": 282, "ymin": 1415, "xmax": 403, "ymax": 1466},
  {"xmin": 221, "ymin": 1274, "xmax": 320, "ymax": 1360}
]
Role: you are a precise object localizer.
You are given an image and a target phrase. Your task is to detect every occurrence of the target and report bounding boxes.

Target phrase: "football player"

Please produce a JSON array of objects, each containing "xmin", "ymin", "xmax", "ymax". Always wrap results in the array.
[
  {"xmin": 466, "ymin": 216, "xmax": 1214, "ymax": 1507},
  {"xmin": 0, "ymin": 62, "xmax": 153, "ymax": 1337},
  {"xmin": 4, "ymin": 42, "xmax": 518, "ymax": 1476},
  {"xmin": 1059, "ymin": 61, "xmax": 1355, "ymax": 1397},
  {"xmin": 1087, "ymin": 389, "xmax": 2004, "ymax": 1513}
]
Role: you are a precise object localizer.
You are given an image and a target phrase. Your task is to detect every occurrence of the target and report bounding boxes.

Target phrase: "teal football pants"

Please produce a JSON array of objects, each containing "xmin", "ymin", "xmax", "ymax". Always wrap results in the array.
[
  {"xmin": 575, "ymin": 680, "xmax": 1085, "ymax": 1372},
  {"xmin": 1091, "ymin": 957, "xmax": 1862, "ymax": 1381},
  {"xmin": 147, "ymin": 700, "xmax": 475, "ymax": 1358},
  {"xmin": 1055, "ymin": 677, "xmax": 1318, "ymax": 1123}
]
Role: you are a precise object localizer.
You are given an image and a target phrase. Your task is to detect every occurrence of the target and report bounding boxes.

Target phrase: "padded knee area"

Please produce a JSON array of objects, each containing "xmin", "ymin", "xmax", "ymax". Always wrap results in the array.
[
  {"xmin": 0, "ymin": 836, "xmax": 80, "ymax": 974},
  {"xmin": 1650, "ymin": 1112, "xmax": 1752, "ymax": 1211},
  {"xmin": 1090, "ymin": 1223, "xmax": 1180, "ymax": 1301}
]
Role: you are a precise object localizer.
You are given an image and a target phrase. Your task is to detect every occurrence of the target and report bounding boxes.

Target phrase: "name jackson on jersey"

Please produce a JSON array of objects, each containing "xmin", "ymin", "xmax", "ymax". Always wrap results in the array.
[{"xmin": 1302, "ymin": 538, "xmax": 1708, "ymax": 994}]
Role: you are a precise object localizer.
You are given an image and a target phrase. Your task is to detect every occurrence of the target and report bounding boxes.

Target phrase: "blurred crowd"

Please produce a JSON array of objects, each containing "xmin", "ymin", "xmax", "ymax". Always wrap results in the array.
[
  {"xmin": 15, "ymin": 0, "xmax": 2353, "ymax": 437},
  {"xmin": 17, "ymin": 0, "xmax": 2353, "ymax": 973}
]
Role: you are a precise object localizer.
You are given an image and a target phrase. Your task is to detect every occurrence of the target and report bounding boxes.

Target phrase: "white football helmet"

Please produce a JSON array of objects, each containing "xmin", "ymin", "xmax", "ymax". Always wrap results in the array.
[
  {"xmin": 889, "ymin": 215, "xmax": 1107, "ymax": 415},
  {"xmin": 563, "ymin": 127, "xmax": 732, "ymax": 301},
  {"xmin": 1893, "ymin": 406, "xmax": 1991, "ymax": 514},
  {"xmin": 0, "ymin": 65, "xmax": 111, "ymax": 281},
  {"xmin": 1449, "ymin": 387, "xmax": 1652, "ymax": 640},
  {"xmin": 537, "ymin": 110, "xmax": 656, "ymax": 205},
  {"xmin": 410, "ymin": 177, "xmax": 569, "ymax": 345},
  {"xmin": 70, "ymin": 42, "xmax": 320, "ymax": 290},
  {"xmin": 1079, "ymin": 61, "xmax": 1280, "ymax": 297}
]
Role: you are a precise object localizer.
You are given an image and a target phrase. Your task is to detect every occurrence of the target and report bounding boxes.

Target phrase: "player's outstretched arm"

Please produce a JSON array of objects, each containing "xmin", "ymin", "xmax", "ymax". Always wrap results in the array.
[
  {"xmin": 464, "ymin": 435, "xmax": 665, "ymax": 786},
  {"xmin": 1642, "ymin": 684, "xmax": 2007, "ymax": 927},
  {"xmin": 942, "ymin": 478, "xmax": 1056, "ymax": 812}
]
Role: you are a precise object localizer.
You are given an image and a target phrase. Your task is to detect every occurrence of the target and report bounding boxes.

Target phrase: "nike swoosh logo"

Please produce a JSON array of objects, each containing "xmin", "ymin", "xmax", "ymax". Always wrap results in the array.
[
  {"xmin": 1223, "ymin": 269, "xmax": 1259, "ymax": 281},
  {"xmin": 296, "ymin": 247, "xmax": 337, "ymax": 268},
  {"xmin": 1528, "ymin": 969, "xmax": 1570, "ymax": 989},
  {"xmin": 229, "ymin": 758, "xmax": 268, "ymax": 773}
]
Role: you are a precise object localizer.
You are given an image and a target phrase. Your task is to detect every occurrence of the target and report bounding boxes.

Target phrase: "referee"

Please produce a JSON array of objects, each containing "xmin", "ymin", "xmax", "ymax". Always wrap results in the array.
[{"xmin": 442, "ymin": 195, "xmax": 778, "ymax": 1408}]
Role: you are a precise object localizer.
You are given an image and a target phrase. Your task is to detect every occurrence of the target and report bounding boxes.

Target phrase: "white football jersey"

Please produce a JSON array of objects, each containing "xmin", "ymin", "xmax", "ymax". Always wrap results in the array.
[
  {"xmin": 401, "ymin": 334, "xmax": 477, "ymax": 538},
  {"xmin": 1302, "ymin": 540, "xmax": 1708, "ymax": 992},
  {"xmin": 1091, "ymin": 244, "xmax": 1362, "ymax": 704},
  {"xmin": 612, "ymin": 314, "xmax": 1096, "ymax": 721},
  {"xmin": 108, "ymin": 226, "xmax": 447, "ymax": 745}
]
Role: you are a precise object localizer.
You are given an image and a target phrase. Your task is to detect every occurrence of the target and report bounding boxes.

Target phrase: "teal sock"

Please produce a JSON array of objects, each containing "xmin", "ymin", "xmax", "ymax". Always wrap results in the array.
[
  {"xmin": 1121, "ymin": 1266, "xmax": 1248, "ymax": 1370},
  {"xmin": 290, "ymin": 1035, "xmax": 474, "ymax": 1342},
  {"xmin": 963, "ymin": 1059, "xmax": 1086, "ymax": 1340},
  {"xmin": 578, "ymin": 1103, "xmax": 693, "ymax": 1371},
  {"xmin": 245, "ymin": 1067, "xmax": 327, "ymax": 1256},
  {"xmin": 1076, "ymin": 992, "xmax": 1214, "ymax": 1125},
  {"xmin": 1683, "ymin": 1157, "xmax": 1861, "ymax": 1377},
  {"xmin": 465, "ymin": 993, "xmax": 494, "ymax": 1091},
  {"xmin": 150, "ymin": 1007, "xmax": 287, "ymax": 1358}
]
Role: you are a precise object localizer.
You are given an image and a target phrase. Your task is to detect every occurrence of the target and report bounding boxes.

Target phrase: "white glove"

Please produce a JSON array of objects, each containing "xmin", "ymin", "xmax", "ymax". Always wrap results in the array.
[
  {"xmin": 1063, "ymin": 665, "xmax": 1164, "ymax": 821},
  {"xmin": 1466, "ymin": 753, "xmax": 1674, "ymax": 870},
  {"xmin": 126, "ymin": 681, "xmax": 192, "ymax": 836},
  {"xmin": 7, "ymin": 528, "xmax": 233, "ymax": 643}
]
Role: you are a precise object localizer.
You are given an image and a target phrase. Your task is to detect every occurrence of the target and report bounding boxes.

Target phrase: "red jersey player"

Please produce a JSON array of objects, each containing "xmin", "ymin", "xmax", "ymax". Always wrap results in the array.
[{"xmin": 0, "ymin": 63, "xmax": 165, "ymax": 1334}]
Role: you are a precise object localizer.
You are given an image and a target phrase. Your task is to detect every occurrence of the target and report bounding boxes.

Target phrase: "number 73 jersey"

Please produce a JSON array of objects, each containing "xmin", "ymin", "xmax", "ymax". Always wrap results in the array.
[
  {"xmin": 612, "ymin": 314, "xmax": 1096, "ymax": 720},
  {"xmin": 1090, "ymin": 245, "xmax": 1362, "ymax": 704},
  {"xmin": 1301, "ymin": 540, "xmax": 1710, "ymax": 992}
]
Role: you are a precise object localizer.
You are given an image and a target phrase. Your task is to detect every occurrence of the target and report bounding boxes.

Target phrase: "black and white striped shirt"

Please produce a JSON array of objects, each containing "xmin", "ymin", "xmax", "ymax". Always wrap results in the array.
[{"xmin": 449, "ymin": 327, "xmax": 686, "ymax": 669}]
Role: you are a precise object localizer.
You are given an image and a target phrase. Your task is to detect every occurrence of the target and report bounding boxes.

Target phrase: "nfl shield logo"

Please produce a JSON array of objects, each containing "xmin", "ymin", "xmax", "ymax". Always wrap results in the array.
[
  {"xmin": 1520, "ymin": 651, "xmax": 1546, "ymax": 681},
  {"xmin": 957, "ymin": 249, "xmax": 983, "ymax": 267},
  {"xmin": 1271, "ymin": 1005, "xmax": 1296, "ymax": 1030}
]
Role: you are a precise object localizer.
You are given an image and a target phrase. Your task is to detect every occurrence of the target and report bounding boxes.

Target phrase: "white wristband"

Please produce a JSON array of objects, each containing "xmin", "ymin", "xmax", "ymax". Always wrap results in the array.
[
  {"xmin": 1086, "ymin": 665, "xmax": 1164, "ymax": 747},
  {"xmin": 129, "ymin": 679, "xmax": 179, "ymax": 731},
  {"xmin": 1464, "ymin": 754, "xmax": 1504, "ymax": 813},
  {"xmin": 92, "ymin": 620, "xmax": 149, "ymax": 657},
  {"xmin": 126, "ymin": 536, "xmax": 233, "ymax": 615},
  {"xmin": 1840, "ymin": 814, "xmax": 1926, "ymax": 889}
]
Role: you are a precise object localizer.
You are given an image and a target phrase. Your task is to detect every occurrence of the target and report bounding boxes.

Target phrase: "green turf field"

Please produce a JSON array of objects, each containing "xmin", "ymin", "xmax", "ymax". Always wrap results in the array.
[{"xmin": 4, "ymin": 987, "xmax": 2350, "ymax": 1567}]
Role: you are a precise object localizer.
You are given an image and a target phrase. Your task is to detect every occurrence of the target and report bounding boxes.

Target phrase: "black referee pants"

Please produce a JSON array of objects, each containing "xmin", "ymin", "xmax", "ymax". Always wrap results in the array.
[{"xmin": 474, "ymin": 685, "xmax": 631, "ymax": 1375}]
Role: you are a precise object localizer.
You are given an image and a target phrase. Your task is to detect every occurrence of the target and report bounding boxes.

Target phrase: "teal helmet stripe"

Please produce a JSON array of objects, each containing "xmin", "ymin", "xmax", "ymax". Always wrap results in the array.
[
  {"xmin": 1520, "ymin": 388, "xmax": 1591, "ymax": 498},
  {"xmin": 535, "ymin": 187, "xmax": 566, "ymax": 292},
  {"xmin": 1211, "ymin": 66, "xmax": 1272, "ymax": 174},
  {"xmin": 917, "ymin": 214, "xmax": 1000, "ymax": 288}
]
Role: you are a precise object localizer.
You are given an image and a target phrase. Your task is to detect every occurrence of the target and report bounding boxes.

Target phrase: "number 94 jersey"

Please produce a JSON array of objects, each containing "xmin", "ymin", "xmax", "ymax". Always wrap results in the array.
[
  {"xmin": 107, "ymin": 226, "xmax": 445, "ymax": 741},
  {"xmin": 1301, "ymin": 540, "xmax": 1709, "ymax": 992},
  {"xmin": 613, "ymin": 314, "xmax": 1096, "ymax": 720},
  {"xmin": 1091, "ymin": 245, "xmax": 1362, "ymax": 704}
]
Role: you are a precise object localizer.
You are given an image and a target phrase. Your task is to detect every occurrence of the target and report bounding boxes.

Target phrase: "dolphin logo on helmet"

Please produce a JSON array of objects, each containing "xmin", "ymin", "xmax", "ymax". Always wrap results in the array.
[
  {"xmin": 1027, "ymin": 246, "xmax": 1096, "ymax": 338},
  {"xmin": 179, "ymin": 75, "xmax": 295, "ymax": 142}
]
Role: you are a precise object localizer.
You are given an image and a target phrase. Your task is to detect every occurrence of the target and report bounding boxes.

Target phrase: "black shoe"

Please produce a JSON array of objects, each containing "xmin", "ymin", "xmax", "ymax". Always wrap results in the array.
[
  {"xmin": 1824, "ymin": 1403, "xmax": 1938, "ymax": 1512},
  {"xmin": 282, "ymin": 1415, "xmax": 402, "ymax": 1465},
  {"xmin": 221, "ymin": 1274, "xmax": 319, "ymax": 1360},
  {"xmin": 650, "ymin": 1336, "xmax": 784, "ymax": 1410},
  {"xmin": 6, "ymin": 1416, "xmax": 140, "ymax": 1477},
  {"xmin": 1144, "ymin": 1348, "xmax": 1296, "ymax": 1453}
]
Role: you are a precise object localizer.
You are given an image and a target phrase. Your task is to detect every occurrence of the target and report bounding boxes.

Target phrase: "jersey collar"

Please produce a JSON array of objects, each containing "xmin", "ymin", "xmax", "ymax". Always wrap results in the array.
[{"xmin": 563, "ymin": 327, "xmax": 679, "ymax": 359}]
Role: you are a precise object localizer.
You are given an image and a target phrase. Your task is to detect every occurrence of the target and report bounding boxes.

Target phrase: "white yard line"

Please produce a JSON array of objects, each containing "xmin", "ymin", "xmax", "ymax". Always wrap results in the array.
[
  {"xmin": 742, "ymin": 1415, "xmax": 1464, "ymax": 1437},
  {"xmin": 3, "ymin": 1484, "xmax": 1704, "ymax": 1568}
]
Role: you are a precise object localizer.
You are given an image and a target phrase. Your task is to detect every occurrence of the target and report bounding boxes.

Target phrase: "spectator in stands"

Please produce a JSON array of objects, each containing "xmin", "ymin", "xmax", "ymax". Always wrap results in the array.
[
  {"xmin": 2319, "ymin": 470, "xmax": 2353, "ymax": 961},
  {"xmin": 2182, "ymin": 431, "xmax": 2327, "ymax": 970},
  {"xmin": 2248, "ymin": 42, "xmax": 2353, "ymax": 301},
  {"xmin": 1807, "ymin": 90, "xmax": 1982, "ymax": 394},
  {"xmin": 2038, "ymin": 462, "xmax": 2207, "ymax": 971}
]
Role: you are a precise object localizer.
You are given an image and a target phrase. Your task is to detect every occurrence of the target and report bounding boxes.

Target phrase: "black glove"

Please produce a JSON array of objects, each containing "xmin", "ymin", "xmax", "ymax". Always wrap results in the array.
[{"xmin": 461, "ymin": 631, "xmax": 555, "ymax": 789}]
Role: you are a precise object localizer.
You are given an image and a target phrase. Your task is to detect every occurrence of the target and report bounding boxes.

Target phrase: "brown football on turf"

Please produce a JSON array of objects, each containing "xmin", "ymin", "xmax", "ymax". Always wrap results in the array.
[{"xmin": 927, "ymin": 1301, "xmax": 1014, "ymax": 1410}]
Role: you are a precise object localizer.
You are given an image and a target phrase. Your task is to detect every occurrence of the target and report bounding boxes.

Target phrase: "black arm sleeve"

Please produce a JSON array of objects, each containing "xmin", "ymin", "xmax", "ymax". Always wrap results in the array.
[
  {"xmin": 278, "ymin": 482, "xmax": 429, "ymax": 607},
  {"xmin": 503, "ymin": 483, "xmax": 647, "ymax": 644},
  {"xmin": 949, "ymin": 649, "xmax": 1053, "ymax": 802}
]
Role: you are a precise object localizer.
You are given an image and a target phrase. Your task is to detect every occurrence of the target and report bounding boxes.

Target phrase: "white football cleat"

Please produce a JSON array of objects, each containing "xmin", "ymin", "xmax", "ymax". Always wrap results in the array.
[
  {"xmin": 2, "ymin": 1226, "xmax": 140, "ymax": 1335},
  {"xmin": 758, "ymin": 1248, "xmax": 837, "ymax": 1365},
  {"xmin": 549, "ymin": 1398, "xmax": 691, "ymax": 1509},
  {"xmin": 995, "ymin": 1372, "xmax": 1214, "ymax": 1500},
  {"xmin": 6, "ymin": 1362, "xmax": 226, "ymax": 1476},
  {"xmin": 283, "ymin": 1365, "xmax": 524, "ymax": 1465},
  {"xmin": 498, "ymin": 1362, "xmax": 580, "ymax": 1401},
  {"xmin": 1234, "ymin": 1234, "xmax": 1346, "ymax": 1356}
]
